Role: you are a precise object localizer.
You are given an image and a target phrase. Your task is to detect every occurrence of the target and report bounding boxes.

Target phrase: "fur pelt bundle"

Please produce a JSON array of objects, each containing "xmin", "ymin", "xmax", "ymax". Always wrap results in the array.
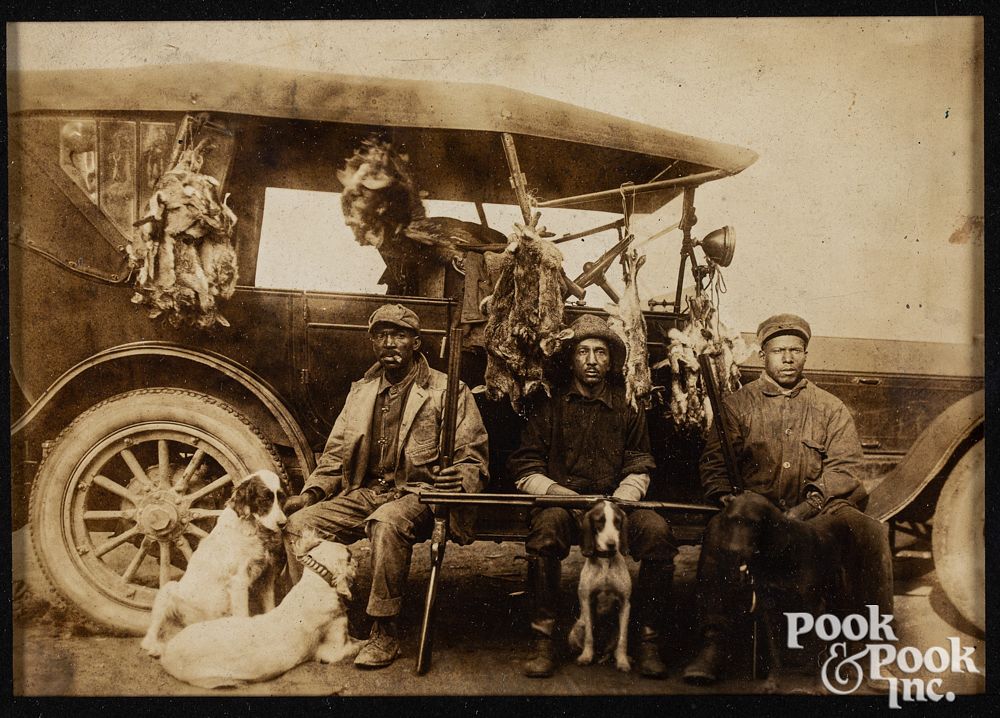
[
  {"xmin": 336, "ymin": 136, "xmax": 507, "ymax": 296},
  {"xmin": 606, "ymin": 249, "xmax": 653, "ymax": 411},
  {"xmin": 127, "ymin": 139, "xmax": 238, "ymax": 329},
  {"xmin": 482, "ymin": 213, "xmax": 571, "ymax": 411}
]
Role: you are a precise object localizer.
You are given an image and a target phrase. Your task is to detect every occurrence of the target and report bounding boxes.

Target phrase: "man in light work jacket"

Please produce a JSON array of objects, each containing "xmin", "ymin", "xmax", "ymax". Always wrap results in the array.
[
  {"xmin": 683, "ymin": 313, "xmax": 893, "ymax": 685},
  {"xmin": 283, "ymin": 303, "xmax": 489, "ymax": 669}
]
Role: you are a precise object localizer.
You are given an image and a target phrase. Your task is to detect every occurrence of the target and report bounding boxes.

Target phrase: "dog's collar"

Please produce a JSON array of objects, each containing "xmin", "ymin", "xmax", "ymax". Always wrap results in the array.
[
  {"xmin": 300, "ymin": 553, "xmax": 338, "ymax": 588},
  {"xmin": 590, "ymin": 549, "xmax": 619, "ymax": 559}
]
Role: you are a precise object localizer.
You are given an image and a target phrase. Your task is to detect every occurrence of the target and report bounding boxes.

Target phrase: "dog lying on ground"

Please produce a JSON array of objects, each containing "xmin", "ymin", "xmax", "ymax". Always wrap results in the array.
[
  {"xmin": 713, "ymin": 492, "xmax": 842, "ymax": 690},
  {"xmin": 159, "ymin": 539, "xmax": 360, "ymax": 688},
  {"xmin": 568, "ymin": 499, "xmax": 633, "ymax": 672},
  {"xmin": 141, "ymin": 469, "xmax": 287, "ymax": 657}
]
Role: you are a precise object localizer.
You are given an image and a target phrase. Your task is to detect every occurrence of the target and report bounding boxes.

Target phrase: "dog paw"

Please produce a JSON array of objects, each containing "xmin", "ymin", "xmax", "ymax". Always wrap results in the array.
[
  {"xmin": 140, "ymin": 639, "xmax": 163, "ymax": 658},
  {"xmin": 615, "ymin": 656, "xmax": 631, "ymax": 673},
  {"xmin": 576, "ymin": 651, "xmax": 595, "ymax": 666}
]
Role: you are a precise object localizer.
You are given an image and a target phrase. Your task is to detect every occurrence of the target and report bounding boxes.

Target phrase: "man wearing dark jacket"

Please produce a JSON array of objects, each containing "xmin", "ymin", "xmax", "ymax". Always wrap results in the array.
[
  {"xmin": 508, "ymin": 314, "xmax": 677, "ymax": 679},
  {"xmin": 682, "ymin": 313, "xmax": 893, "ymax": 684}
]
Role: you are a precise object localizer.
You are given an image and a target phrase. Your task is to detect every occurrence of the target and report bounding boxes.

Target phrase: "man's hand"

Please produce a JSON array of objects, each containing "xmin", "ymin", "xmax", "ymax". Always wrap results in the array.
[
  {"xmin": 785, "ymin": 501, "xmax": 819, "ymax": 522},
  {"xmin": 283, "ymin": 490, "xmax": 319, "ymax": 516},
  {"xmin": 544, "ymin": 483, "xmax": 579, "ymax": 497},
  {"xmin": 718, "ymin": 493, "xmax": 737, "ymax": 508},
  {"xmin": 431, "ymin": 465, "xmax": 464, "ymax": 493}
]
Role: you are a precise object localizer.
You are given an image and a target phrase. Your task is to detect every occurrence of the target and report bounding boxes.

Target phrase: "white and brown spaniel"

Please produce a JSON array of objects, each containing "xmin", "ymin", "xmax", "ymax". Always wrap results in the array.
[
  {"xmin": 141, "ymin": 469, "xmax": 287, "ymax": 657},
  {"xmin": 568, "ymin": 499, "xmax": 633, "ymax": 672}
]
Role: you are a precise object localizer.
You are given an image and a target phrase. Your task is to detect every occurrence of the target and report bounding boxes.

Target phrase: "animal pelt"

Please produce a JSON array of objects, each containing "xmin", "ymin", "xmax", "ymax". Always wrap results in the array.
[
  {"xmin": 127, "ymin": 139, "xmax": 238, "ymax": 330},
  {"xmin": 653, "ymin": 294, "xmax": 754, "ymax": 436},
  {"xmin": 606, "ymin": 248, "xmax": 653, "ymax": 411},
  {"xmin": 482, "ymin": 213, "xmax": 572, "ymax": 411},
  {"xmin": 336, "ymin": 137, "xmax": 505, "ymax": 296}
]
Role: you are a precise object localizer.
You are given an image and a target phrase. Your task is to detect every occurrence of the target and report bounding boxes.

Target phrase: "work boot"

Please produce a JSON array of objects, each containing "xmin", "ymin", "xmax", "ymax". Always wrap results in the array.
[
  {"xmin": 523, "ymin": 630, "xmax": 557, "ymax": 678},
  {"xmin": 682, "ymin": 629, "xmax": 727, "ymax": 685},
  {"xmin": 632, "ymin": 560, "xmax": 673, "ymax": 678},
  {"xmin": 354, "ymin": 618, "xmax": 400, "ymax": 669},
  {"xmin": 522, "ymin": 555, "xmax": 562, "ymax": 678},
  {"xmin": 636, "ymin": 626, "xmax": 668, "ymax": 679}
]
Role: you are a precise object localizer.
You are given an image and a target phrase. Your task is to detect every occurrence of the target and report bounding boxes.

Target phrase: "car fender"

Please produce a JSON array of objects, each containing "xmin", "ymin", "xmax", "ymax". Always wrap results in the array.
[
  {"xmin": 11, "ymin": 340, "xmax": 315, "ymax": 475},
  {"xmin": 865, "ymin": 389, "xmax": 984, "ymax": 521}
]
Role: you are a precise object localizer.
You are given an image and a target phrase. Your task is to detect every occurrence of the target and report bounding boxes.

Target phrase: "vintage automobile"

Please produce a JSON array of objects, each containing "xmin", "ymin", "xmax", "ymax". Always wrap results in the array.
[{"xmin": 8, "ymin": 64, "xmax": 984, "ymax": 640}]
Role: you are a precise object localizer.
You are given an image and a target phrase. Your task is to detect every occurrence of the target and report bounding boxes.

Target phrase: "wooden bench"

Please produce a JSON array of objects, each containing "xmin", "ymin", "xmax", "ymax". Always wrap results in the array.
[{"xmin": 411, "ymin": 492, "xmax": 720, "ymax": 673}]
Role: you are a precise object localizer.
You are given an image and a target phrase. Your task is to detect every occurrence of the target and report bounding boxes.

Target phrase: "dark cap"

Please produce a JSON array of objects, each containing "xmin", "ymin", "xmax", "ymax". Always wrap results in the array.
[
  {"xmin": 368, "ymin": 303, "xmax": 420, "ymax": 333},
  {"xmin": 567, "ymin": 314, "xmax": 626, "ymax": 370},
  {"xmin": 756, "ymin": 313, "xmax": 811, "ymax": 346}
]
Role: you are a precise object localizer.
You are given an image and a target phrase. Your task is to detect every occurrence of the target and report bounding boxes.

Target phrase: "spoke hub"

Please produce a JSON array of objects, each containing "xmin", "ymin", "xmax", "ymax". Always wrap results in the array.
[{"xmin": 136, "ymin": 490, "xmax": 184, "ymax": 539}]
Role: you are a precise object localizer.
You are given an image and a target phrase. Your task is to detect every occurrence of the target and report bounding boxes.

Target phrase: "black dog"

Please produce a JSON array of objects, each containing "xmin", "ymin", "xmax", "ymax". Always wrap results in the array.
[{"xmin": 710, "ymin": 492, "xmax": 844, "ymax": 687}]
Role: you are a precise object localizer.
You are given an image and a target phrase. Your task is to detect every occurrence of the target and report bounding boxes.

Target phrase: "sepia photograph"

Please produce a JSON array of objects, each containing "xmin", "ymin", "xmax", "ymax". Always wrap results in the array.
[{"xmin": 7, "ymin": 17, "xmax": 985, "ymax": 702}]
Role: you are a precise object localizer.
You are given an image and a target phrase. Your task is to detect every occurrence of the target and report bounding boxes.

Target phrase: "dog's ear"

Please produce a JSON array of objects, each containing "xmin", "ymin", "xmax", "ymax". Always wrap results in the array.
[
  {"xmin": 334, "ymin": 571, "xmax": 353, "ymax": 602},
  {"xmin": 617, "ymin": 508, "xmax": 630, "ymax": 557},
  {"xmin": 227, "ymin": 478, "xmax": 254, "ymax": 519},
  {"xmin": 295, "ymin": 527, "xmax": 323, "ymax": 557},
  {"xmin": 580, "ymin": 509, "xmax": 596, "ymax": 558}
]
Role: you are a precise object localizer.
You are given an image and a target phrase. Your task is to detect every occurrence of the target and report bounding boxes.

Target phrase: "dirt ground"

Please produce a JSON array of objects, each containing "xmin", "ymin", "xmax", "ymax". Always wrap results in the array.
[{"xmin": 11, "ymin": 528, "xmax": 987, "ymax": 699}]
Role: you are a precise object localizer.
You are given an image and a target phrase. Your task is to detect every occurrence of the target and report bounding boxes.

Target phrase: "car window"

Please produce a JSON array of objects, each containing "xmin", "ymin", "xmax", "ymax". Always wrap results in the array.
[
  {"xmin": 256, "ymin": 186, "xmax": 629, "ymax": 302},
  {"xmin": 256, "ymin": 187, "xmax": 388, "ymax": 293}
]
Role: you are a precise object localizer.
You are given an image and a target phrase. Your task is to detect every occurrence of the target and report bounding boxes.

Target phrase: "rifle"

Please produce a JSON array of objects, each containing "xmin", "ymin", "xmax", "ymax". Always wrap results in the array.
[
  {"xmin": 415, "ymin": 309, "xmax": 464, "ymax": 674},
  {"xmin": 697, "ymin": 352, "xmax": 743, "ymax": 494}
]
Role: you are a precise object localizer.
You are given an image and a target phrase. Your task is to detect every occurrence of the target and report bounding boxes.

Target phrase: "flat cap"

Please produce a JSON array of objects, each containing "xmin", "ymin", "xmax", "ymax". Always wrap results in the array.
[
  {"xmin": 567, "ymin": 314, "xmax": 626, "ymax": 370},
  {"xmin": 368, "ymin": 303, "xmax": 420, "ymax": 333},
  {"xmin": 756, "ymin": 313, "xmax": 811, "ymax": 346}
]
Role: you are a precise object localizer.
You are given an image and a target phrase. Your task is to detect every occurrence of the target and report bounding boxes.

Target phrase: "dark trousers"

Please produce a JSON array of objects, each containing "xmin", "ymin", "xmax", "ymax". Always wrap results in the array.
[
  {"xmin": 527, "ymin": 507, "xmax": 678, "ymax": 562},
  {"xmin": 526, "ymin": 507, "xmax": 678, "ymax": 634}
]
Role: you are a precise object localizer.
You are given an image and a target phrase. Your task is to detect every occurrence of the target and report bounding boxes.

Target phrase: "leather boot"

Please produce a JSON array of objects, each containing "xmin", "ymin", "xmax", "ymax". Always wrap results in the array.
[
  {"xmin": 354, "ymin": 618, "xmax": 401, "ymax": 669},
  {"xmin": 522, "ymin": 556, "xmax": 561, "ymax": 678},
  {"xmin": 682, "ymin": 628, "xmax": 727, "ymax": 685},
  {"xmin": 523, "ymin": 631, "xmax": 557, "ymax": 678},
  {"xmin": 633, "ymin": 561, "xmax": 673, "ymax": 679},
  {"xmin": 636, "ymin": 627, "xmax": 668, "ymax": 679}
]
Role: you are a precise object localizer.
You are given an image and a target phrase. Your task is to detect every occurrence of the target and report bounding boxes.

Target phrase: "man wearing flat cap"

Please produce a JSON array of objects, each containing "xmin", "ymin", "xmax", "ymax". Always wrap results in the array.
[
  {"xmin": 508, "ymin": 313, "xmax": 678, "ymax": 679},
  {"xmin": 683, "ymin": 313, "xmax": 892, "ymax": 685},
  {"xmin": 283, "ymin": 303, "xmax": 489, "ymax": 669}
]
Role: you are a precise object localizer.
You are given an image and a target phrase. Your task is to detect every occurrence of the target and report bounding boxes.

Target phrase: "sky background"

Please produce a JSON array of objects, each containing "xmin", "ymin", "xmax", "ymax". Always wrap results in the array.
[{"xmin": 7, "ymin": 18, "xmax": 984, "ymax": 344}]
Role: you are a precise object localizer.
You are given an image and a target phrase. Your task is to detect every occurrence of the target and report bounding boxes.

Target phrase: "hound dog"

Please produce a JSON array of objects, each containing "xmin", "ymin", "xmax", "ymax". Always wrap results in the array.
[
  {"xmin": 159, "ymin": 539, "xmax": 360, "ymax": 688},
  {"xmin": 713, "ymin": 492, "xmax": 842, "ymax": 689},
  {"xmin": 141, "ymin": 469, "xmax": 287, "ymax": 657},
  {"xmin": 568, "ymin": 499, "xmax": 633, "ymax": 672}
]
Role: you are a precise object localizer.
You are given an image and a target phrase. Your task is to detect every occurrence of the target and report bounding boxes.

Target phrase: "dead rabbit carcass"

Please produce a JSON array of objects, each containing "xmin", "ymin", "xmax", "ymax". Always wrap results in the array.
[{"xmin": 127, "ymin": 138, "xmax": 238, "ymax": 330}]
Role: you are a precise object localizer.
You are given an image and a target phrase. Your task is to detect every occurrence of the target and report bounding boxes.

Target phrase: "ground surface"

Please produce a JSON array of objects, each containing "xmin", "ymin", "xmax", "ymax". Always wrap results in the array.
[{"xmin": 12, "ymin": 528, "xmax": 986, "ymax": 699}]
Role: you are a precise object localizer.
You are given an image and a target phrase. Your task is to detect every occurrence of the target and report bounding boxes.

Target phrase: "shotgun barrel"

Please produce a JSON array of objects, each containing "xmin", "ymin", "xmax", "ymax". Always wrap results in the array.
[
  {"xmin": 417, "ymin": 492, "xmax": 719, "ymax": 513},
  {"xmin": 697, "ymin": 352, "xmax": 743, "ymax": 492}
]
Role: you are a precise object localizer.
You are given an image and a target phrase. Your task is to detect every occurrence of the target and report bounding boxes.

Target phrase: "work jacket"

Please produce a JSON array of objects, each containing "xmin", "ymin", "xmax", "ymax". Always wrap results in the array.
[
  {"xmin": 508, "ymin": 383, "xmax": 656, "ymax": 495},
  {"xmin": 303, "ymin": 354, "xmax": 489, "ymax": 544},
  {"xmin": 700, "ymin": 375, "xmax": 865, "ymax": 511}
]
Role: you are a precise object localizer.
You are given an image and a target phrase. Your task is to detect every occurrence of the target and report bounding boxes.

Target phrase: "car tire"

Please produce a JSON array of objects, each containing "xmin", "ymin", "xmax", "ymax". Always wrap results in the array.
[
  {"xmin": 29, "ymin": 388, "xmax": 285, "ymax": 635},
  {"xmin": 932, "ymin": 438, "xmax": 985, "ymax": 631}
]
